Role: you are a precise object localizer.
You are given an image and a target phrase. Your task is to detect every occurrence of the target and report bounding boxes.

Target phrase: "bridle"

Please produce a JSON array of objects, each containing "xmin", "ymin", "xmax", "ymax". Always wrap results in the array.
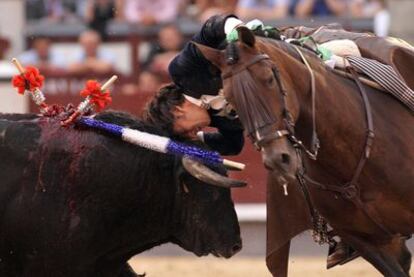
[
  {"xmin": 222, "ymin": 50, "xmax": 320, "ymax": 161},
  {"xmin": 221, "ymin": 48, "xmax": 329, "ymax": 243}
]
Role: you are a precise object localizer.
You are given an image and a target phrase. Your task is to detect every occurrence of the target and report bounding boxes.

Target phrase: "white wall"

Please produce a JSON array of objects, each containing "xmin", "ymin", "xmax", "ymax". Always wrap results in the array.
[
  {"xmin": 0, "ymin": 81, "xmax": 28, "ymax": 114},
  {"xmin": 0, "ymin": 0, "xmax": 24, "ymax": 59},
  {"xmin": 0, "ymin": 0, "xmax": 26, "ymax": 113},
  {"xmin": 389, "ymin": 0, "xmax": 414, "ymax": 43}
]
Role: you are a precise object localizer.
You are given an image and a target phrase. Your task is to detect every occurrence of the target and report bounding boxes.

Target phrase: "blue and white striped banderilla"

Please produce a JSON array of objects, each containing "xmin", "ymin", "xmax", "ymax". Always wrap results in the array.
[{"xmin": 77, "ymin": 117, "xmax": 245, "ymax": 170}]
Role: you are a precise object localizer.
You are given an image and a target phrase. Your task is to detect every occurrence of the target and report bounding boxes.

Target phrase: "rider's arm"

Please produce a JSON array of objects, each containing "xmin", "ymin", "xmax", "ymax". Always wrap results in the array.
[
  {"xmin": 202, "ymin": 129, "xmax": 244, "ymax": 156},
  {"xmin": 200, "ymin": 114, "xmax": 245, "ymax": 156},
  {"xmin": 168, "ymin": 14, "xmax": 240, "ymax": 97}
]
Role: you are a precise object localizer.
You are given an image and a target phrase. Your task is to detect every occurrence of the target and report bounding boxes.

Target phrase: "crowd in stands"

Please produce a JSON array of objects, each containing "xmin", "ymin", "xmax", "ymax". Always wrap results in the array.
[
  {"xmin": 18, "ymin": 0, "xmax": 389, "ymax": 96},
  {"xmin": 19, "ymin": 30, "xmax": 116, "ymax": 75},
  {"xmin": 25, "ymin": 0, "xmax": 389, "ymax": 25}
]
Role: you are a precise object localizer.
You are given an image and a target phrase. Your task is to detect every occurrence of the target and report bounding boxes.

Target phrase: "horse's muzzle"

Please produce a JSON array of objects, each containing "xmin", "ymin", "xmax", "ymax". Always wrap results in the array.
[{"xmin": 261, "ymin": 143, "xmax": 298, "ymax": 180}]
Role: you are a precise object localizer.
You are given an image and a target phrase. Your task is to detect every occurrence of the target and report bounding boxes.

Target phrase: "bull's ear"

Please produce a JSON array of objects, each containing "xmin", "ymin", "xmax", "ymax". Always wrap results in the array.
[
  {"xmin": 237, "ymin": 26, "xmax": 255, "ymax": 48},
  {"xmin": 192, "ymin": 41, "xmax": 224, "ymax": 69}
]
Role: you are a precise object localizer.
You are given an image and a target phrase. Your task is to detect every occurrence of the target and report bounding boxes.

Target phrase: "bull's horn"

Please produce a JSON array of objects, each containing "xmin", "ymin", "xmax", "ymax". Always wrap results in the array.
[{"xmin": 182, "ymin": 156, "xmax": 247, "ymax": 188}]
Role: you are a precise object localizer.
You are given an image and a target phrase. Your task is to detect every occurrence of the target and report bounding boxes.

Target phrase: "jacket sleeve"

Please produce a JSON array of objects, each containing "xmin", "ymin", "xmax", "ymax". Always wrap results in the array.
[
  {"xmin": 203, "ymin": 129, "xmax": 244, "ymax": 156},
  {"xmin": 203, "ymin": 114, "xmax": 245, "ymax": 156},
  {"xmin": 168, "ymin": 14, "xmax": 238, "ymax": 97}
]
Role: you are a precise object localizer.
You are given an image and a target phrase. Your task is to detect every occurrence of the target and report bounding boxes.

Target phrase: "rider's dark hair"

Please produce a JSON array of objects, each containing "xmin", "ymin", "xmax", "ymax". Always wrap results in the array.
[{"xmin": 142, "ymin": 83, "xmax": 185, "ymax": 135}]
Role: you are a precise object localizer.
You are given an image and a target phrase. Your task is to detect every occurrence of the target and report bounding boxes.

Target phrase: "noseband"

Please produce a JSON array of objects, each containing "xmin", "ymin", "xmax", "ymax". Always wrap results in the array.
[{"xmin": 222, "ymin": 51, "xmax": 320, "ymax": 160}]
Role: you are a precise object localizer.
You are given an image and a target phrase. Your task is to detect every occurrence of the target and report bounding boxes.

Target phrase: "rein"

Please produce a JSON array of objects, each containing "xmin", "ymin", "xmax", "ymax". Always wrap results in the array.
[{"xmin": 222, "ymin": 42, "xmax": 393, "ymax": 238}]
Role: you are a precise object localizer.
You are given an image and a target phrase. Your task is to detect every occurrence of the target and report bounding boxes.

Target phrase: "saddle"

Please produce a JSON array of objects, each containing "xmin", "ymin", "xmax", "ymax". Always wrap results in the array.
[
  {"xmin": 281, "ymin": 25, "xmax": 414, "ymax": 112},
  {"xmin": 356, "ymin": 36, "xmax": 414, "ymax": 91},
  {"xmin": 281, "ymin": 24, "xmax": 414, "ymax": 91}
]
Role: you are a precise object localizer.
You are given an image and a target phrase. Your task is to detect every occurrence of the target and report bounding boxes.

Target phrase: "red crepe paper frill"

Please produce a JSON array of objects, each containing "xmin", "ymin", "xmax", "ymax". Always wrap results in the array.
[
  {"xmin": 11, "ymin": 66, "xmax": 45, "ymax": 95},
  {"xmin": 80, "ymin": 80, "xmax": 112, "ymax": 112}
]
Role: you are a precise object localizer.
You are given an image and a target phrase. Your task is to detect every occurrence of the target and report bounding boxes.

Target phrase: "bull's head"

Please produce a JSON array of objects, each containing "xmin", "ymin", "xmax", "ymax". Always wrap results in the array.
[
  {"xmin": 91, "ymin": 111, "xmax": 244, "ymax": 258},
  {"xmin": 170, "ymin": 156, "xmax": 242, "ymax": 258}
]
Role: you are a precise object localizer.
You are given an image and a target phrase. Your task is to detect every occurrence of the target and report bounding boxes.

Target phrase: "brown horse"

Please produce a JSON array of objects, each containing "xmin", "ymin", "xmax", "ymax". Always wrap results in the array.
[{"xmin": 195, "ymin": 27, "xmax": 414, "ymax": 276}]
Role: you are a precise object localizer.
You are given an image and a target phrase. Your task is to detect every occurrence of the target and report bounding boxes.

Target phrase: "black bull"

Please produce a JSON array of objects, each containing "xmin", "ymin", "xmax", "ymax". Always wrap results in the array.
[{"xmin": 0, "ymin": 112, "xmax": 242, "ymax": 277}]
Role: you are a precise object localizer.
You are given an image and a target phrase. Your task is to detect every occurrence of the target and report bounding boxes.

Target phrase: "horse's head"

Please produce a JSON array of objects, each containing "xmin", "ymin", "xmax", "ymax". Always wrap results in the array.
[{"xmin": 195, "ymin": 27, "xmax": 301, "ymax": 180}]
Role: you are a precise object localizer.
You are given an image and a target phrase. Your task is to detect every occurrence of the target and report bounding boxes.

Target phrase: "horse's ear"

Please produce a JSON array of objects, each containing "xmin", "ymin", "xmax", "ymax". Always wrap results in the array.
[
  {"xmin": 192, "ymin": 41, "xmax": 224, "ymax": 68},
  {"xmin": 237, "ymin": 26, "xmax": 256, "ymax": 48}
]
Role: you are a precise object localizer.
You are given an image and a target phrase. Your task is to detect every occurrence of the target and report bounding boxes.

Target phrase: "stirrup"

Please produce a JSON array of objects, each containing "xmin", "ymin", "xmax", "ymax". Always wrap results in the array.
[{"xmin": 327, "ymin": 242, "xmax": 360, "ymax": 269}]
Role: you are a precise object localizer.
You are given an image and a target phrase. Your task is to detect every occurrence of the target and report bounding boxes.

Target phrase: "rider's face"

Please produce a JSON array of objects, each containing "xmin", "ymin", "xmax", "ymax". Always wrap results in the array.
[{"xmin": 172, "ymin": 99, "xmax": 211, "ymax": 140}]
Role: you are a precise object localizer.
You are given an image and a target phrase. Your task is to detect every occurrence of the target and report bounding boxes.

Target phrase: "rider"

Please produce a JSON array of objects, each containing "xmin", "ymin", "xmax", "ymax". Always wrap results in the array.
[
  {"xmin": 144, "ymin": 14, "xmax": 246, "ymax": 156},
  {"xmin": 144, "ymin": 14, "xmax": 354, "ymax": 268}
]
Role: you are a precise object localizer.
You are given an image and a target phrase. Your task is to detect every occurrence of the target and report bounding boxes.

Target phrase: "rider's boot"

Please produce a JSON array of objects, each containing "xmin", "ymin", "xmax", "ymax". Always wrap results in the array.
[{"xmin": 327, "ymin": 240, "xmax": 360, "ymax": 269}]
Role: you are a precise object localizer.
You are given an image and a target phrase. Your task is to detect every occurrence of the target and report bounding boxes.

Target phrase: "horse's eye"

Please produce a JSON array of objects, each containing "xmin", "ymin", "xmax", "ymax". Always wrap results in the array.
[{"xmin": 267, "ymin": 77, "xmax": 274, "ymax": 86}]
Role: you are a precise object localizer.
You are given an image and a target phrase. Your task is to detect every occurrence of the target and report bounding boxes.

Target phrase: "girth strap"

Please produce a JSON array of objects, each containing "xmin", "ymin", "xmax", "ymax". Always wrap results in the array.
[{"xmin": 347, "ymin": 66, "xmax": 375, "ymax": 184}]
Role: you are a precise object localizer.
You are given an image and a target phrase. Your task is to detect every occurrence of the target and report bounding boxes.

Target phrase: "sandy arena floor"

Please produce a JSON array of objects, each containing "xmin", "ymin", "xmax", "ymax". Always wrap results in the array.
[{"xmin": 129, "ymin": 256, "xmax": 409, "ymax": 277}]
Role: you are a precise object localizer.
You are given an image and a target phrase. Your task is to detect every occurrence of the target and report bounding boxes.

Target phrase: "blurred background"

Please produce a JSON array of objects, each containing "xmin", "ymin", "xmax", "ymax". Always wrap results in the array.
[{"xmin": 0, "ymin": 0, "xmax": 413, "ymax": 276}]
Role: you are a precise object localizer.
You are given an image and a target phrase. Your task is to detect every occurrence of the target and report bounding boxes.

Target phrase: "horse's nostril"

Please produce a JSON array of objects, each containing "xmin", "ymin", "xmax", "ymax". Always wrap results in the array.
[
  {"xmin": 281, "ymin": 153, "xmax": 290, "ymax": 165},
  {"xmin": 232, "ymin": 243, "xmax": 242, "ymax": 254}
]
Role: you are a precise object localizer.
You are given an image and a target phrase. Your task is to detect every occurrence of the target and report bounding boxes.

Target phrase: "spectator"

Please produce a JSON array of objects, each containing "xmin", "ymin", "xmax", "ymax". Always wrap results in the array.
[
  {"xmin": 117, "ymin": 0, "xmax": 182, "ymax": 25},
  {"xmin": 67, "ymin": 30, "xmax": 116, "ymax": 74},
  {"xmin": 19, "ymin": 36, "xmax": 66, "ymax": 71},
  {"xmin": 351, "ymin": 0, "xmax": 384, "ymax": 17},
  {"xmin": 85, "ymin": 0, "xmax": 117, "ymax": 40},
  {"xmin": 26, "ymin": 0, "xmax": 83, "ymax": 21},
  {"xmin": 26, "ymin": 0, "xmax": 47, "ymax": 20},
  {"xmin": 236, "ymin": 0, "xmax": 289, "ymax": 20},
  {"xmin": 194, "ymin": 0, "xmax": 238, "ymax": 22},
  {"xmin": 351, "ymin": 0, "xmax": 389, "ymax": 37},
  {"xmin": 0, "ymin": 36, "xmax": 10, "ymax": 60},
  {"xmin": 143, "ymin": 24, "xmax": 185, "ymax": 75},
  {"xmin": 121, "ymin": 70, "xmax": 164, "ymax": 95},
  {"xmin": 291, "ymin": 0, "xmax": 347, "ymax": 17},
  {"xmin": 138, "ymin": 71, "xmax": 164, "ymax": 93}
]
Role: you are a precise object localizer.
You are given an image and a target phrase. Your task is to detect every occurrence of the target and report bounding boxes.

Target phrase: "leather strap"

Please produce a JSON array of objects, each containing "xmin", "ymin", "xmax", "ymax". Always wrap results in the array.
[
  {"xmin": 222, "ymin": 54, "xmax": 270, "ymax": 79},
  {"xmin": 348, "ymin": 66, "xmax": 375, "ymax": 184},
  {"xmin": 254, "ymin": 129, "xmax": 289, "ymax": 149},
  {"xmin": 293, "ymin": 45, "xmax": 320, "ymax": 157}
]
